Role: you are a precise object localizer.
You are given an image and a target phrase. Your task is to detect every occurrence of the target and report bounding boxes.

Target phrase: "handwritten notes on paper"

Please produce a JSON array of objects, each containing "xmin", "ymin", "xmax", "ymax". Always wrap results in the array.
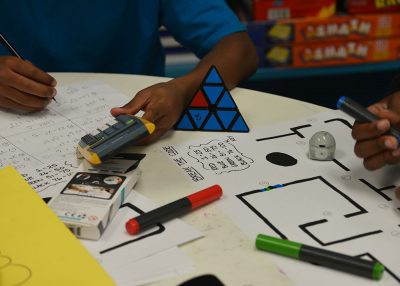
[
  {"xmin": 0, "ymin": 81, "xmax": 201, "ymax": 286},
  {"xmin": 0, "ymin": 80, "xmax": 127, "ymax": 197},
  {"xmin": 0, "ymin": 166, "xmax": 115, "ymax": 286},
  {"xmin": 187, "ymin": 137, "xmax": 254, "ymax": 174},
  {"xmin": 162, "ymin": 135, "xmax": 254, "ymax": 182},
  {"xmin": 19, "ymin": 161, "xmax": 83, "ymax": 200}
]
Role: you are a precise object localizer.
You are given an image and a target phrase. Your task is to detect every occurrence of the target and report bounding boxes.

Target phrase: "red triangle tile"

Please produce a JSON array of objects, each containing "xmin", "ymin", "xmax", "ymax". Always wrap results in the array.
[{"xmin": 190, "ymin": 90, "xmax": 208, "ymax": 107}]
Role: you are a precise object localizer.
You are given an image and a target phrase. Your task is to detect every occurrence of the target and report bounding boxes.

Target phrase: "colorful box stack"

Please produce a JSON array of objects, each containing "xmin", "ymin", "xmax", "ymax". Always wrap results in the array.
[
  {"xmin": 160, "ymin": 1, "xmax": 400, "ymax": 73},
  {"xmin": 246, "ymin": 12, "xmax": 400, "ymax": 68},
  {"xmin": 241, "ymin": 0, "xmax": 337, "ymax": 20},
  {"xmin": 347, "ymin": 0, "xmax": 400, "ymax": 14}
]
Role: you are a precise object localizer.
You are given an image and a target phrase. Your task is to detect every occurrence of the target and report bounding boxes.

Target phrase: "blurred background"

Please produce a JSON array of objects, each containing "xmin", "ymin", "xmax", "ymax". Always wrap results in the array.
[{"xmin": 162, "ymin": 0, "xmax": 400, "ymax": 109}]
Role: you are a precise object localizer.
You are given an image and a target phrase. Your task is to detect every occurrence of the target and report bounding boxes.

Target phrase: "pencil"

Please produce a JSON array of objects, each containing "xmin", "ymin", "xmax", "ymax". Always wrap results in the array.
[{"xmin": 0, "ymin": 32, "xmax": 24, "ymax": 59}]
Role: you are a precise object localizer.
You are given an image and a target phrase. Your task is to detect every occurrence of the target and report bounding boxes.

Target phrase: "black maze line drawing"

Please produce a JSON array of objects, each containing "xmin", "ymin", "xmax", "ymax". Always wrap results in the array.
[
  {"xmin": 238, "ymin": 116, "xmax": 399, "ymax": 282},
  {"xmin": 256, "ymin": 118, "xmax": 353, "ymax": 172},
  {"xmin": 237, "ymin": 176, "xmax": 376, "ymax": 243},
  {"xmin": 237, "ymin": 176, "xmax": 399, "ymax": 282},
  {"xmin": 359, "ymin": 179, "xmax": 396, "ymax": 201},
  {"xmin": 99, "ymin": 203, "xmax": 165, "ymax": 254}
]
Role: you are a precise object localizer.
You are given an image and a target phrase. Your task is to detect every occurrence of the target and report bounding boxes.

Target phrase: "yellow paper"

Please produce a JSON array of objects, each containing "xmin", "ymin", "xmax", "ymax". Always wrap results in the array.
[{"xmin": 0, "ymin": 166, "xmax": 115, "ymax": 286}]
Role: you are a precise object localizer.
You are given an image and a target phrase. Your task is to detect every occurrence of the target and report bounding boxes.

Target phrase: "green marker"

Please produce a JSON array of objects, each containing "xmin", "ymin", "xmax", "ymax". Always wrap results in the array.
[{"xmin": 256, "ymin": 234, "xmax": 384, "ymax": 280}]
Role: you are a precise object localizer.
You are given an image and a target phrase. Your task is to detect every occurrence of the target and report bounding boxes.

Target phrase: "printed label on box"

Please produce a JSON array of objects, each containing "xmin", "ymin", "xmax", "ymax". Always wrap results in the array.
[{"xmin": 61, "ymin": 172, "xmax": 125, "ymax": 200}]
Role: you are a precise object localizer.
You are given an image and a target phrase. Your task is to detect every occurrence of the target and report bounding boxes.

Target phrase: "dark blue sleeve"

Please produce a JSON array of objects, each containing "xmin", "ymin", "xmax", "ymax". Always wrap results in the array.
[
  {"xmin": 389, "ymin": 73, "xmax": 400, "ymax": 95},
  {"xmin": 160, "ymin": 0, "xmax": 245, "ymax": 58}
]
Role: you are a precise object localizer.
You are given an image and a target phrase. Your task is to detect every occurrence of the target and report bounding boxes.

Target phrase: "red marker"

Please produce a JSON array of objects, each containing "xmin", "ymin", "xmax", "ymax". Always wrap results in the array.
[{"xmin": 126, "ymin": 184, "xmax": 222, "ymax": 235}]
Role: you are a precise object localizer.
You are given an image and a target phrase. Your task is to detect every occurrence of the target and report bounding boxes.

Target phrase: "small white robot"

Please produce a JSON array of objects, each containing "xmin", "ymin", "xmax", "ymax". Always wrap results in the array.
[{"xmin": 309, "ymin": 131, "xmax": 336, "ymax": 161}]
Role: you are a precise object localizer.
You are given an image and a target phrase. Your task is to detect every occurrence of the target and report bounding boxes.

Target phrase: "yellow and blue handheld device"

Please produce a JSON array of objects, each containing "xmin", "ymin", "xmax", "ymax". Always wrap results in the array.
[{"xmin": 77, "ymin": 115, "xmax": 155, "ymax": 165}]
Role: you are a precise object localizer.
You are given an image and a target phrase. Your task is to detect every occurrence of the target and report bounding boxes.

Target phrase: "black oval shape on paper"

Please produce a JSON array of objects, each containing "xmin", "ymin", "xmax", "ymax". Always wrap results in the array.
[{"xmin": 266, "ymin": 152, "xmax": 297, "ymax": 167}]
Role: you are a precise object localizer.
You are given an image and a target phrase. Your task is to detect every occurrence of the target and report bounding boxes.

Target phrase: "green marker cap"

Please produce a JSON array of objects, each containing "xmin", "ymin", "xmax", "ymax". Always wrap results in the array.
[
  {"xmin": 372, "ymin": 262, "xmax": 384, "ymax": 280},
  {"xmin": 256, "ymin": 234, "xmax": 301, "ymax": 259}
]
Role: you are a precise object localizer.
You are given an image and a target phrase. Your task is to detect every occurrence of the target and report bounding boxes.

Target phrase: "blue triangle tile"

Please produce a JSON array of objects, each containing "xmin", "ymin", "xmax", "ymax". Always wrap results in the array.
[
  {"xmin": 176, "ymin": 113, "xmax": 194, "ymax": 130},
  {"xmin": 231, "ymin": 115, "xmax": 249, "ymax": 132},
  {"xmin": 188, "ymin": 109, "xmax": 209, "ymax": 128},
  {"xmin": 205, "ymin": 67, "xmax": 223, "ymax": 84},
  {"xmin": 203, "ymin": 86, "xmax": 224, "ymax": 105},
  {"xmin": 216, "ymin": 110, "xmax": 237, "ymax": 129},
  {"xmin": 217, "ymin": 91, "xmax": 236, "ymax": 108},
  {"xmin": 203, "ymin": 113, "xmax": 223, "ymax": 131}
]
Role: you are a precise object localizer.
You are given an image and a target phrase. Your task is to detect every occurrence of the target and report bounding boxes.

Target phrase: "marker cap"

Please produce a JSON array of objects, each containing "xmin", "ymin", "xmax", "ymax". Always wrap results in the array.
[
  {"xmin": 125, "ymin": 218, "xmax": 140, "ymax": 235},
  {"xmin": 187, "ymin": 184, "xmax": 222, "ymax": 209},
  {"xmin": 372, "ymin": 262, "xmax": 385, "ymax": 280},
  {"xmin": 336, "ymin": 96, "xmax": 347, "ymax": 109}
]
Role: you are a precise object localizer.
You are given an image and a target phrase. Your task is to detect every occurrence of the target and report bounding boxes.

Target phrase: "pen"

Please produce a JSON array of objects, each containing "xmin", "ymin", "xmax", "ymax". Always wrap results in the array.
[
  {"xmin": 0, "ymin": 32, "xmax": 24, "ymax": 59},
  {"xmin": 125, "ymin": 184, "xmax": 223, "ymax": 235},
  {"xmin": 0, "ymin": 32, "xmax": 56, "ymax": 102},
  {"xmin": 256, "ymin": 234, "xmax": 384, "ymax": 280},
  {"xmin": 337, "ymin": 96, "xmax": 400, "ymax": 143}
]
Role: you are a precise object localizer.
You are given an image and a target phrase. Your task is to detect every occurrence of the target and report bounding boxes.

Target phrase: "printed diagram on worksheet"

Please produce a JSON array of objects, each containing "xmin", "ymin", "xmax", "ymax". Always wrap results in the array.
[{"xmin": 162, "ymin": 110, "xmax": 400, "ymax": 285}]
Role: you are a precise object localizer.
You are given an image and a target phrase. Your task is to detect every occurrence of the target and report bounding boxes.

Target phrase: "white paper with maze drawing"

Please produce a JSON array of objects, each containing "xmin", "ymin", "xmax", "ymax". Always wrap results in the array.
[{"xmin": 162, "ymin": 110, "xmax": 400, "ymax": 286}]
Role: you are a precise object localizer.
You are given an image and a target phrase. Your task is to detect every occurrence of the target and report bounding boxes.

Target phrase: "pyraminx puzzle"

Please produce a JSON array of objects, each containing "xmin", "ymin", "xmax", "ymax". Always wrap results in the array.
[{"xmin": 175, "ymin": 66, "xmax": 249, "ymax": 132}]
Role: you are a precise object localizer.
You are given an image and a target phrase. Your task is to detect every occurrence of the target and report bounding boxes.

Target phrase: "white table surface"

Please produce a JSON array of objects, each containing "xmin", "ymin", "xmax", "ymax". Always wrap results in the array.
[{"xmin": 52, "ymin": 72, "xmax": 328, "ymax": 286}]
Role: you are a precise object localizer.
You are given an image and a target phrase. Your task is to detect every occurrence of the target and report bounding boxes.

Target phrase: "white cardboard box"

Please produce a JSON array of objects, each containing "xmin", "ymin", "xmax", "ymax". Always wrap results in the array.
[{"xmin": 49, "ymin": 154, "xmax": 142, "ymax": 240}]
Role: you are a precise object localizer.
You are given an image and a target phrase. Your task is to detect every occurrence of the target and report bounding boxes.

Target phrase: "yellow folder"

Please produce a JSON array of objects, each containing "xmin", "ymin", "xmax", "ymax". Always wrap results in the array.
[{"xmin": 0, "ymin": 166, "xmax": 115, "ymax": 286}]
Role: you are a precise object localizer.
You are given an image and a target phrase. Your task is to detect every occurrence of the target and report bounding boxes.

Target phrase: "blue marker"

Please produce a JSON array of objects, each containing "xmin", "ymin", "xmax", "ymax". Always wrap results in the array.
[{"xmin": 337, "ymin": 96, "xmax": 400, "ymax": 143}]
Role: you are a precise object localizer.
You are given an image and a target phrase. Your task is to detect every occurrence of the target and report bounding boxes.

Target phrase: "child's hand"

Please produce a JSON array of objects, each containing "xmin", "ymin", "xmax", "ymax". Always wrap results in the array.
[
  {"xmin": 352, "ymin": 93, "xmax": 400, "ymax": 170},
  {"xmin": 0, "ymin": 56, "xmax": 56, "ymax": 111},
  {"xmin": 111, "ymin": 79, "xmax": 190, "ymax": 144}
]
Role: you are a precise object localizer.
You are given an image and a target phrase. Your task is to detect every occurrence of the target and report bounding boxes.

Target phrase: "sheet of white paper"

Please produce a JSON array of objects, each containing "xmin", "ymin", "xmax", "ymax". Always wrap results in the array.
[
  {"xmin": 115, "ymin": 247, "xmax": 194, "ymax": 286},
  {"xmin": 81, "ymin": 190, "xmax": 202, "ymax": 268},
  {"xmin": 18, "ymin": 161, "xmax": 83, "ymax": 199},
  {"xmin": 162, "ymin": 110, "xmax": 400, "ymax": 285},
  {"xmin": 0, "ymin": 80, "xmax": 127, "ymax": 198},
  {"xmin": 0, "ymin": 80, "xmax": 126, "ymax": 169}
]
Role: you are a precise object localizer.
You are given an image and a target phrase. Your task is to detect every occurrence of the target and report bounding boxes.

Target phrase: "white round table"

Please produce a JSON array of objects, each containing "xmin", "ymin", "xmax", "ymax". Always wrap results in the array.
[{"xmin": 52, "ymin": 72, "xmax": 327, "ymax": 286}]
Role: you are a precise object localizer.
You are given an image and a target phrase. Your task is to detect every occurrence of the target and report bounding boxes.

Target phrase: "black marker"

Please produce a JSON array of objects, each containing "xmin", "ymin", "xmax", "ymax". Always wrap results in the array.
[
  {"xmin": 126, "ymin": 185, "xmax": 222, "ymax": 235},
  {"xmin": 0, "ymin": 32, "xmax": 56, "ymax": 101},
  {"xmin": 256, "ymin": 234, "xmax": 384, "ymax": 280},
  {"xmin": 337, "ymin": 96, "xmax": 400, "ymax": 143}
]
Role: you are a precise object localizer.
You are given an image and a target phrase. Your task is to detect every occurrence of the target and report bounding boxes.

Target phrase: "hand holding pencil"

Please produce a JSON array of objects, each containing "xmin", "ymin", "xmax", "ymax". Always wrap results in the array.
[{"xmin": 0, "ymin": 32, "xmax": 57, "ymax": 112}]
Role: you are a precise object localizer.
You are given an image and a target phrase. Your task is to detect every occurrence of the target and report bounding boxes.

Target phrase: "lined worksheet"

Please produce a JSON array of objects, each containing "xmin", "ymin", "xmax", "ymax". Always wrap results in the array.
[
  {"xmin": 0, "ymin": 81, "xmax": 124, "ymax": 169},
  {"xmin": 0, "ymin": 80, "xmax": 201, "ymax": 285},
  {"xmin": 0, "ymin": 80, "xmax": 128, "ymax": 198}
]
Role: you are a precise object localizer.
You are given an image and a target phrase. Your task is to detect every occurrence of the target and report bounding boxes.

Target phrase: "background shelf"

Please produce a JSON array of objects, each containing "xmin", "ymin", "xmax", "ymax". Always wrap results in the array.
[{"xmin": 166, "ymin": 60, "xmax": 400, "ymax": 109}]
